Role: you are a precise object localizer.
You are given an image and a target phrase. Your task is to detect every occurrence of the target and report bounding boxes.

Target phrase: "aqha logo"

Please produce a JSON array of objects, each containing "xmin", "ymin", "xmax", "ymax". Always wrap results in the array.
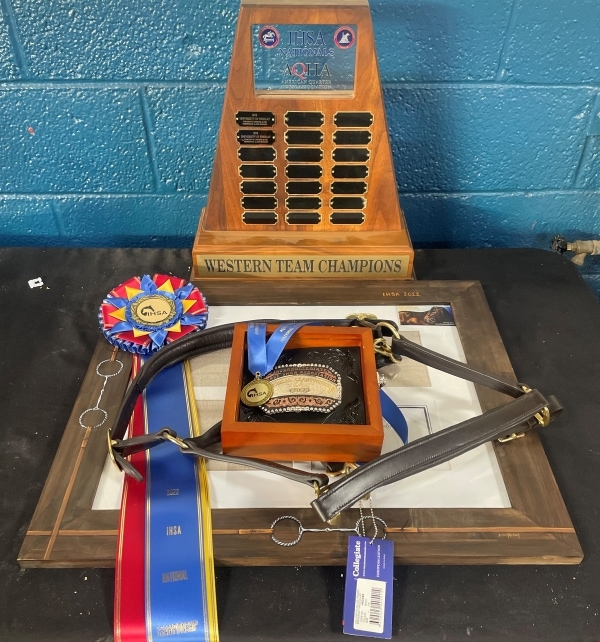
[{"xmin": 259, "ymin": 25, "xmax": 280, "ymax": 48}]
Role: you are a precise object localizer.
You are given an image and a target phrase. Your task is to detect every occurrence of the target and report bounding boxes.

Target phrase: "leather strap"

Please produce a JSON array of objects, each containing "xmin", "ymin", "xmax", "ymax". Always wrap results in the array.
[
  {"xmin": 312, "ymin": 390, "xmax": 560, "ymax": 521},
  {"xmin": 109, "ymin": 318, "xmax": 560, "ymax": 521}
]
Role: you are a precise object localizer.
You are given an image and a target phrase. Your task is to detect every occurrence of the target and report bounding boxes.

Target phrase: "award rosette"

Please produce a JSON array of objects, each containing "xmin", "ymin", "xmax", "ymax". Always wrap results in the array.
[{"xmin": 99, "ymin": 274, "xmax": 208, "ymax": 354}]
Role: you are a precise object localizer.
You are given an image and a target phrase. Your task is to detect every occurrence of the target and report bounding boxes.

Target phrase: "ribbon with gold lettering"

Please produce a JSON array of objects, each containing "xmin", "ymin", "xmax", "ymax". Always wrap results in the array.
[{"xmin": 114, "ymin": 358, "xmax": 218, "ymax": 641}]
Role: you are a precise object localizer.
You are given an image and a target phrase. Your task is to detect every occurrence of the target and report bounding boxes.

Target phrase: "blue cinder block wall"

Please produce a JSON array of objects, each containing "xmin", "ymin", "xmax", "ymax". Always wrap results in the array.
[{"xmin": 0, "ymin": 1, "xmax": 599, "ymax": 291}]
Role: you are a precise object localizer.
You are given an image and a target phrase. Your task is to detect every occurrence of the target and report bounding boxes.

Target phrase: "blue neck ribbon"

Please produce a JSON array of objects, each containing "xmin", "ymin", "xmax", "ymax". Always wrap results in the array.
[{"xmin": 247, "ymin": 322, "xmax": 308, "ymax": 376}]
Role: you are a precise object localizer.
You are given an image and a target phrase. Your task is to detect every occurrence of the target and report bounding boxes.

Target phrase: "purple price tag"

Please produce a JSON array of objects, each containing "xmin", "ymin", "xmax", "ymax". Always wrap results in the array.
[{"xmin": 343, "ymin": 536, "xmax": 394, "ymax": 638}]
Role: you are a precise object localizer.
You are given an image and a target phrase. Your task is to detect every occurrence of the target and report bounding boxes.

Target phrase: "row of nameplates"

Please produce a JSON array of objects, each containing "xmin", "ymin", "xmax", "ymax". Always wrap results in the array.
[{"xmin": 235, "ymin": 111, "xmax": 373, "ymax": 225}]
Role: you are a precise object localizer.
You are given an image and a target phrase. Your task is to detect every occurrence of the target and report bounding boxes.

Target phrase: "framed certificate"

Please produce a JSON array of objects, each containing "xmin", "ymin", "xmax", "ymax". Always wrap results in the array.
[{"xmin": 18, "ymin": 281, "xmax": 582, "ymax": 567}]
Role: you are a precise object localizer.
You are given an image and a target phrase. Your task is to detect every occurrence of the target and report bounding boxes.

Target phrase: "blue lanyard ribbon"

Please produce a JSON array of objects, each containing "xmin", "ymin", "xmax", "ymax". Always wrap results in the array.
[
  {"xmin": 379, "ymin": 389, "xmax": 409, "ymax": 445},
  {"xmin": 247, "ymin": 322, "xmax": 308, "ymax": 376}
]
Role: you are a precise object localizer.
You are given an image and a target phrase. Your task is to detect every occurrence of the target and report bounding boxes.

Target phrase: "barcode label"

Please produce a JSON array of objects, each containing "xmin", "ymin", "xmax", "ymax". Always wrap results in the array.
[
  {"xmin": 353, "ymin": 578, "xmax": 386, "ymax": 634},
  {"xmin": 343, "ymin": 535, "xmax": 393, "ymax": 638}
]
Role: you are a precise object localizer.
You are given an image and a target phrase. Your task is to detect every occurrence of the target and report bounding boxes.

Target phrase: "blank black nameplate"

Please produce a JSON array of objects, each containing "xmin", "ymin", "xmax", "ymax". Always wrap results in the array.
[
  {"xmin": 286, "ymin": 212, "xmax": 321, "ymax": 225},
  {"xmin": 242, "ymin": 211, "xmax": 277, "ymax": 224},
  {"xmin": 241, "ymin": 196, "xmax": 277, "ymax": 210},
  {"xmin": 285, "ymin": 130, "xmax": 324, "ymax": 146},
  {"xmin": 240, "ymin": 165, "xmax": 277, "ymax": 179},
  {"xmin": 286, "ymin": 196, "xmax": 321, "ymax": 210},
  {"xmin": 286, "ymin": 148, "xmax": 323, "ymax": 163},
  {"xmin": 333, "ymin": 131, "xmax": 372, "ymax": 146},
  {"xmin": 332, "ymin": 148, "xmax": 370, "ymax": 162},
  {"xmin": 334, "ymin": 112, "xmax": 374, "ymax": 128},
  {"xmin": 238, "ymin": 147, "xmax": 276, "ymax": 162},
  {"xmin": 285, "ymin": 112, "xmax": 325, "ymax": 128},
  {"xmin": 241, "ymin": 181, "xmax": 277, "ymax": 195},
  {"xmin": 331, "ymin": 181, "xmax": 367, "ymax": 195},
  {"xmin": 286, "ymin": 181, "xmax": 322, "ymax": 195},
  {"xmin": 286, "ymin": 165, "xmax": 322, "ymax": 179}
]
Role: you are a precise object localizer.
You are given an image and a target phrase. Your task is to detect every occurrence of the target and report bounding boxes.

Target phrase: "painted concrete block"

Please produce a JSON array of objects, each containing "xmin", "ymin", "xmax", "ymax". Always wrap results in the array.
[
  {"xmin": 57, "ymin": 195, "xmax": 204, "ymax": 246},
  {"xmin": 146, "ymin": 86, "xmax": 224, "ymax": 192},
  {"xmin": 501, "ymin": 0, "xmax": 600, "ymax": 83},
  {"xmin": 385, "ymin": 86, "xmax": 595, "ymax": 192},
  {"xmin": 0, "ymin": 88, "xmax": 153, "ymax": 192},
  {"xmin": 0, "ymin": 14, "xmax": 19, "ymax": 79},
  {"xmin": 12, "ymin": 0, "xmax": 238, "ymax": 80},
  {"xmin": 401, "ymin": 191, "xmax": 600, "ymax": 250},
  {"xmin": 0, "ymin": 197, "xmax": 60, "ymax": 242},
  {"xmin": 576, "ymin": 137, "xmax": 600, "ymax": 189},
  {"xmin": 587, "ymin": 94, "xmax": 600, "ymax": 136},
  {"xmin": 373, "ymin": 0, "xmax": 512, "ymax": 82}
]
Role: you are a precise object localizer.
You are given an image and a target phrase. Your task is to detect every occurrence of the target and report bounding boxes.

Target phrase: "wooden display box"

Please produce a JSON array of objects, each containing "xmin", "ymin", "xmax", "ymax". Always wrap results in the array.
[{"xmin": 221, "ymin": 324, "xmax": 383, "ymax": 462}]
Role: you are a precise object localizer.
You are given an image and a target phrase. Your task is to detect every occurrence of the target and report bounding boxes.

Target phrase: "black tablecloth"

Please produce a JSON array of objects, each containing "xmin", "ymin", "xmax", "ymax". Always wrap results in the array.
[{"xmin": 1, "ymin": 247, "xmax": 599, "ymax": 641}]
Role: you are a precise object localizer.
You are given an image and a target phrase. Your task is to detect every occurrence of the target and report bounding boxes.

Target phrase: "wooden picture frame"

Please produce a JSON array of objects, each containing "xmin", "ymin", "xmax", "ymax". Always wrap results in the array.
[{"xmin": 18, "ymin": 281, "xmax": 583, "ymax": 568}]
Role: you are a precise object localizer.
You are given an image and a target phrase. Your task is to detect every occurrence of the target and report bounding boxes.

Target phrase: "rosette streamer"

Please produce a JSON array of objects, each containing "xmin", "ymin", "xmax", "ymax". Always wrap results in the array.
[{"xmin": 99, "ymin": 274, "xmax": 208, "ymax": 354}]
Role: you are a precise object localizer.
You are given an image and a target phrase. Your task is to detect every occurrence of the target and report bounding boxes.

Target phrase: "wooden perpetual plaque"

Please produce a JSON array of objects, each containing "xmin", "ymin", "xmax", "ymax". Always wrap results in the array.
[{"xmin": 191, "ymin": 0, "xmax": 414, "ymax": 300}]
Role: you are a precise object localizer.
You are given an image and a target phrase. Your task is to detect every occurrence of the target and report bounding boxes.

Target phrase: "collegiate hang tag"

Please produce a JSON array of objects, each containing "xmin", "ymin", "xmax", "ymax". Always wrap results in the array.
[{"xmin": 343, "ymin": 536, "xmax": 394, "ymax": 639}]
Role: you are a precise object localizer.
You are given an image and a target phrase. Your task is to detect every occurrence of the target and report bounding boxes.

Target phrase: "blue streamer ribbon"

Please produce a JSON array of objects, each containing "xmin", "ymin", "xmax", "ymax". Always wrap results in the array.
[{"xmin": 144, "ymin": 363, "xmax": 216, "ymax": 641}]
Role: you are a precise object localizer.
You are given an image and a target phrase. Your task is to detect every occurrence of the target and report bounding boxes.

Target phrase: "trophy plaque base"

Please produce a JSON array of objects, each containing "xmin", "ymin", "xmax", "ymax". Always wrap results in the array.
[{"xmin": 191, "ymin": 210, "xmax": 414, "ymax": 302}]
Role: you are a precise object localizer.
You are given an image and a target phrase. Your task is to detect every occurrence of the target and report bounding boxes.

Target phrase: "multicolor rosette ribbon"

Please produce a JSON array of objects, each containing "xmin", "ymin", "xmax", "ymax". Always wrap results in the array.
[{"xmin": 99, "ymin": 274, "xmax": 208, "ymax": 354}]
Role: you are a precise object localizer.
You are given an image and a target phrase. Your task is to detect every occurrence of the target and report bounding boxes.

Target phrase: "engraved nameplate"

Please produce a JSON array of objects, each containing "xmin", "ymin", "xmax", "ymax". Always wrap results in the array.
[
  {"xmin": 195, "ymin": 254, "xmax": 409, "ymax": 278},
  {"xmin": 237, "ymin": 130, "xmax": 276, "ymax": 145},
  {"xmin": 236, "ymin": 111, "xmax": 276, "ymax": 127}
]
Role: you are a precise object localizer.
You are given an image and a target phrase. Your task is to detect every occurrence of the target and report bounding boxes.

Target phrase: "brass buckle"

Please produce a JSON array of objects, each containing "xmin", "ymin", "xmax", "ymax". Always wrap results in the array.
[
  {"xmin": 498, "ymin": 385, "xmax": 551, "ymax": 443},
  {"xmin": 373, "ymin": 337, "xmax": 402, "ymax": 364},
  {"xmin": 328, "ymin": 462, "xmax": 358, "ymax": 477},
  {"xmin": 107, "ymin": 430, "xmax": 122, "ymax": 471},
  {"xmin": 313, "ymin": 481, "xmax": 328, "ymax": 497},
  {"xmin": 375, "ymin": 321, "xmax": 401, "ymax": 340},
  {"xmin": 162, "ymin": 430, "xmax": 191, "ymax": 450},
  {"xmin": 497, "ymin": 432, "xmax": 525, "ymax": 443},
  {"xmin": 520, "ymin": 384, "xmax": 551, "ymax": 427}
]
